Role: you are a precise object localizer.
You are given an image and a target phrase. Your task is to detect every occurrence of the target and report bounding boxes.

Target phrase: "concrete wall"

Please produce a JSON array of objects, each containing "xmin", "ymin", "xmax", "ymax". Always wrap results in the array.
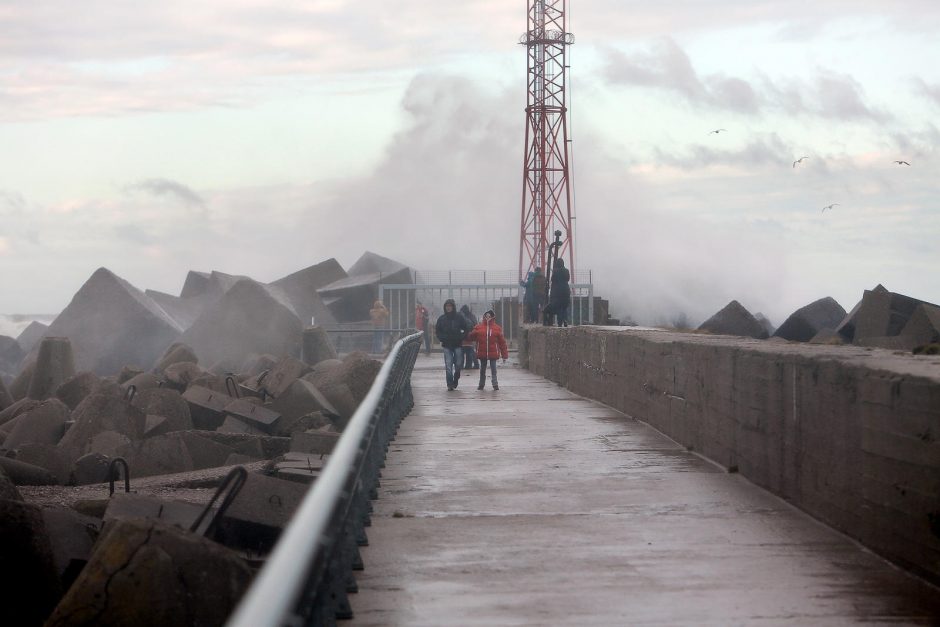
[{"xmin": 521, "ymin": 325, "xmax": 940, "ymax": 584}]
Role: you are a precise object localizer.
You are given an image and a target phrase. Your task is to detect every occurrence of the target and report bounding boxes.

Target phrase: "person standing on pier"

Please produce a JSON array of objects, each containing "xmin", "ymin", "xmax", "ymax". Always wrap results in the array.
[
  {"xmin": 370, "ymin": 299, "xmax": 389, "ymax": 353},
  {"xmin": 460, "ymin": 304, "xmax": 479, "ymax": 369},
  {"xmin": 469, "ymin": 309, "xmax": 508, "ymax": 391},
  {"xmin": 415, "ymin": 300, "xmax": 431, "ymax": 355},
  {"xmin": 435, "ymin": 298, "xmax": 470, "ymax": 391}
]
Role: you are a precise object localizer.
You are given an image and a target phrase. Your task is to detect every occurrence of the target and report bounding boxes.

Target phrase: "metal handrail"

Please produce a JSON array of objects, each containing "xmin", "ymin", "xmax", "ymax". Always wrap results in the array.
[{"xmin": 227, "ymin": 331, "xmax": 423, "ymax": 627}]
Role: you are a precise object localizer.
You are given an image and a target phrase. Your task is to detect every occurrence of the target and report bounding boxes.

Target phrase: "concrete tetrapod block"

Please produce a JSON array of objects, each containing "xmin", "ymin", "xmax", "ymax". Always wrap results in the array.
[
  {"xmin": 26, "ymin": 336, "xmax": 76, "ymax": 401},
  {"xmin": 0, "ymin": 455, "xmax": 59, "ymax": 485},
  {"xmin": 267, "ymin": 378, "xmax": 338, "ymax": 433},
  {"xmin": 40, "ymin": 506, "xmax": 102, "ymax": 589},
  {"xmin": 130, "ymin": 387, "xmax": 194, "ymax": 435},
  {"xmin": 9, "ymin": 359, "xmax": 36, "ymax": 401},
  {"xmin": 180, "ymin": 278, "xmax": 305, "ymax": 368},
  {"xmin": 698, "ymin": 300, "xmax": 769, "ymax": 339},
  {"xmin": 15, "ymin": 319, "xmax": 49, "ymax": 354},
  {"xmin": 54, "ymin": 371, "xmax": 100, "ymax": 410},
  {"xmin": 214, "ymin": 471, "xmax": 309, "ymax": 551},
  {"xmin": 152, "ymin": 341, "xmax": 198, "ymax": 374},
  {"xmin": 273, "ymin": 451, "xmax": 328, "ymax": 484},
  {"xmin": 0, "ymin": 376, "xmax": 13, "ymax": 411},
  {"xmin": 0, "ymin": 499, "xmax": 62, "ymax": 627},
  {"xmin": 224, "ymin": 398, "xmax": 283, "ymax": 434},
  {"xmin": 269, "ymin": 258, "xmax": 346, "ymax": 327},
  {"xmin": 57, "ymin": 393, "xmax": 146, "ymax": 466},
  {"xmin": 14, "ymin": 443, "xmax": 71, "ymax": 484},
  {"xmin": 302, "ymin": 325, "xmax": 338, "ymax": 365},
  {"xmin": 900, "ymin": 303, "xmax": 940, "ymax": 348},
  {"xmin": 39, "ymin": 267, "xmax": 184, "ymax": 375},
  {"xmin": 3, "ymin": 398, "xmax": 71, "ymax": 449},
  {"xmin": 0, "ymin": 466, "xmax": 23, "ymax": 500},
  {"xmin": 191, "ymin": 430, "xmax": 289, "ymax": 459},
  {"xmin": 71, "ymin": 452, "xmax": 111, "ymax": 486},
  {"xmin": 262, "ymin": 355, "xmax": 312, "ymax": 399},
  {"xmin": 773, "ymin": 296, "xmax": 847, "ymax": 342},
  {"xmin": 837, "ymin": 285, "xmax": 937, "ymax": 343},
  {"xmin": 103, "ymin": 493, "xmax": 205, "ymax": 529},
  {"xmin": 290, "ymin": 428, "xmax": 341, "ymax": 455},
  {"xmin": 0, "ymin": 334, "xmax": 24, "ymax": 373},
  {"xmin": 162, "ymin": 360, "xmax": 204, "ymax": 392},
  {"xmin": 45, "ymin": 518, "xmax": 252, "ymax": 627},
  {"xmin": 182, "ymin": 384, "xmax": 232, "ymax": 430}
]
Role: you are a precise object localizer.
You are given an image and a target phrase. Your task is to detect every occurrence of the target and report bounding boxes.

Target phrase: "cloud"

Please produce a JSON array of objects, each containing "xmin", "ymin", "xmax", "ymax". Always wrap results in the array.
[
  {"xmin": 914, "ymin": 78, "xmax": 940, "ymax": 108},
  {"xmin": 125, "ymin": 178, "xmax": 206, "ymax": 209},
  {"xmin": 653, "ymin": 133, "xmax": 791, "ymax": 170},
  {"xmin": 603, "ymin": 38, "xmax": 890, "ymax": 122}
]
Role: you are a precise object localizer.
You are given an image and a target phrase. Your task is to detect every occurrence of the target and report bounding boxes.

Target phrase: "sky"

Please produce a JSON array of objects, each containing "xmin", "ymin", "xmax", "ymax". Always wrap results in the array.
[{"xmin": 1, "ymin": 0, "xmax": 938, "ymax": 326}]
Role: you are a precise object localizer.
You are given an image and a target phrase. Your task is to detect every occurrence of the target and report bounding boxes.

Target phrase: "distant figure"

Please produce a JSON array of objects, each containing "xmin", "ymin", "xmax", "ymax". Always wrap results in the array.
[
  {"xmin": 709, "ymin": 128, "xmax": 727, "ymax": 134},
  {"xmin": 520, "ymin": 270, "xmax": 536, "ymax": 323},
  {"xmin": 369, "ymin": 299, "xmax": 389, "ymax": 354},
  {"xmin": 531, "ymin": 267, "xmax": 547, "ymax": 321},
  {"xmin": 415, "ymin": 300, "xmax": 431, "ymax": 355},
  {"xmin": 469, "ymin": 309, "xmax": 508, "ymax": 391},
  {"xmin": 792, "ymin": 156, "xmax": 809, "ymax": 168},
  {"xmin": 821, "ymin": 203, "xmax": 839, "ymax": 213},
  {"xmin": 460, "ymin": 304, "xmax": 479, "ymax": 369},
  {"xmin": 550, "ymin": 259, "xmax": 571, "ymax": 327},
  {"xmin": 435, "ymin": 298, "xmax": 470, "ymax": 391},
  {"xmin": 893, "ymin": 160, "xmax": 911, "ymax": 166}
]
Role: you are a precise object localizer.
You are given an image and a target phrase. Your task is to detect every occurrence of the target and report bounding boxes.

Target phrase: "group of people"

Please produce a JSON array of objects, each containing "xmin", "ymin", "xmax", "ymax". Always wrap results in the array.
[
  {"xmin": 521, "ymin": 259, "xmax": 571, "ymax": 326},
  {"xmin": 432, "ymin": 299, "xmax": 508, "ymax": 391}
]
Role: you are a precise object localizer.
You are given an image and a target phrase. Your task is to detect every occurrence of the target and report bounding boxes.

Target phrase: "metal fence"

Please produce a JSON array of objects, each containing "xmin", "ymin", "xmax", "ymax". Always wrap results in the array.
[
  {"xmin": 379, "ymin": 283, "xmax": 595, "ymax": 344},
  {"xmin": 226, "ymin": 332, "xmax": 424, "ymax": 627}
]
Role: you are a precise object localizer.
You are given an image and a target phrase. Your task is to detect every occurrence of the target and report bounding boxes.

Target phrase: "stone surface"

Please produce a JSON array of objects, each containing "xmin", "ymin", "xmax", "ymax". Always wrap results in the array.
[
  {"xmin": 349, "ymin": 353, "xmax": 940, "ymax": 625},
  {"xmin": 0, "ymin": 376, "xmax": 13, "ymax": 411},
  {"xmin": 0, "ymin": 334, "xmax": 24, "ymax": 374},
  {"xmin": 0, "ymin": 499, "xmax": 62, "ymax": 627},
  {"xmin": 55, "ymin": 371, "xmax": 100, "ymax": 410},
  {"xmin": 162, "ymin": 360, "xmax": 204, "ymax": 392},
  {"xmin": 180, "ymin": 278, "xmax": 304, "ymax": 367},
  {"xmin": 45, "ymin": 518, "xmax": 251, "ymax": 627},
  {"xmin": 9, "ymin": 358, "xmax": 36, "ymax": 400},
  {"xmin": 38, "ymin": 267, "xmax": 183, "ymax": 375},
  {"xmin": 315, "ymin": 381, "xmax": 358, "ymax": 427},
  {"xmin": 224, "ymin": 398, "xmax": 282, "ymax": 433},
  {"xmin": 524, "ymin": 325, "xmax": 940, "ymax": 586},
  {"xmin": 115, "ymin": 431, "xmax": 234, "ymax": 478},
  {"xmin": 14, "ymin": 443, "xmax": 71, "ymax": 484},
  {"xmin": 0, "ymin": 466, "xmax": 23, "ymax": 500},
  {"xmin": 120, "ymin": 371, "xmax": 162, "ymax": 394},
  {"xmin": 837, "ymin": 285, "xmax": 937, "ymax": 344},
  {"xmin": 27, "ymin": 336, "xmax": 76, "ymax": 401},
  {"xmin": 290, "ymin": 428, "xmax": 340, "ymax": 455},
  {"xmin": 773, "ymin": 296, "xmax": 847, "ymax": 342},
  {"xmin": 0, "ymin": 395, "xmax": 39, "ymax": 428},
  {"xmin": 40, "ymin": 506, "xmax": 102, "ymax": 587},
  {"xmin": 3, "ymin": 398, "xmax": 71, "ymax": 449},
  {"xmin": 698, "ymin": 300, "xmax": 769, "ymax": 339}
]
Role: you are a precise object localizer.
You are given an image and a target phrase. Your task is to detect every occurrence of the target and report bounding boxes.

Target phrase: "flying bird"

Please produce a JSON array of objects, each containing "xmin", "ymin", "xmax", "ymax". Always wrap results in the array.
[
  {"xmin": 821, "ymin": 203, "xmax": 839, "ymax": 213},
  {"xmin": 709, "ymin": 128, "xmax": 727, "ymax": 134},
  {"xmin": 792, "ymin": 156, "xmax": 809, "ymax": 168},
  {"xmin": 893, "ymin": 160, "xmax": 911, "ymax": 166}
]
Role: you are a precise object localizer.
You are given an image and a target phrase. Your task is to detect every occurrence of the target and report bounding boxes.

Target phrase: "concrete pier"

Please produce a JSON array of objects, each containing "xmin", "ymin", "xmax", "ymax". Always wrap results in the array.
[{"xmin": 349, "ymin": 354, "xmax": 940, "ymax": 625}]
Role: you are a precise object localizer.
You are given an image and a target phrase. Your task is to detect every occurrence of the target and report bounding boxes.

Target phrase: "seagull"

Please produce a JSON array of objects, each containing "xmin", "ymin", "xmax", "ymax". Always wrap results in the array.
[
  {"xmin": 821, "ymin": 203, "xmax": 839, "ymax": 213},
  {"xmin": 893, "ymin": 160, "xmax": 911, "ymax": 166},
  {"xmin": 709, "ymin": 128, "xmax": 727, "ymax": 134},
  {"xmin": 792, "ymin": 156, "xmax": 809, "ymax": 168}
]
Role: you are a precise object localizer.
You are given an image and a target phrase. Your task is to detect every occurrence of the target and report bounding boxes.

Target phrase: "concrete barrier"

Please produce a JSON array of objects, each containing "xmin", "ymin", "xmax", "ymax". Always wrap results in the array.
[{"xmin": 521, "ymin": 325, "xmax": 940, "ymax": 584}]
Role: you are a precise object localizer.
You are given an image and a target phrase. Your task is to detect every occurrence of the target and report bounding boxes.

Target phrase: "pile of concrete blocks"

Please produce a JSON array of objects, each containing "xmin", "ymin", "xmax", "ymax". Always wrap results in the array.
[
  {"xmin": 318, "ymin": 251, "xmax": 413, "ymax": 322},
  {"xmin": 835, "ymin": 284, "xmax": 940, "ymax": 351},
  {"xmin": 773, "ymin": 296, "xmax": 847, "ymax": 343}
]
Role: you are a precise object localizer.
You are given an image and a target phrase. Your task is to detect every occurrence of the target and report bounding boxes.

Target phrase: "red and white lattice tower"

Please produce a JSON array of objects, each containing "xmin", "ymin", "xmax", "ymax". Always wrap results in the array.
[{"xmin": 518, "ymin": 0, "xmax": 575, "ymax": 280}]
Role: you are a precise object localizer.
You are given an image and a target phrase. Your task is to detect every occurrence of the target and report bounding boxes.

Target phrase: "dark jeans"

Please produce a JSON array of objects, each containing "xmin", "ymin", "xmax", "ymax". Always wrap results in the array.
[
  {"xmin": 372, "ymin": 330, "xmax": 384, "ymax": 353},
  {"xmin": 463, "ymin": 346, "xmax": 478, "ymax": 368},
  {"xmin": 478, "ymin": 358, "xmax": 499, "ymax": 388},
  {"xmin": 443, "ymin": 347, "xmax": 462, "ymax": 388},
  {"xmin": 525, "ymin": 301, "xmax": 540, "ymax": 323},
  {"xmin": 556, "ymin": 305, "xmax": 570, "ymax": 327}
]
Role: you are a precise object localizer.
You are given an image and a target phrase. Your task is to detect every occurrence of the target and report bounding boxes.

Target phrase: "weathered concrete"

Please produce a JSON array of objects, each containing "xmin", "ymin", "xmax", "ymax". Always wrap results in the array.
[
  {"xmin": 350, "ymin": 354, "xmax": 940, "ymax": 624},
  {"xmin": 27, "ymin": 336, "xmax": 76, "ymax": 400},
  {"xmin": 522, "ymin": 325, "xmax": 940, "ymax": 586}
]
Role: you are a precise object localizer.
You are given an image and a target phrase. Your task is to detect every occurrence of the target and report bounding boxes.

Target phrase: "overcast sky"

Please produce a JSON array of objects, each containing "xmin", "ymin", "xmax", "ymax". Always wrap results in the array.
[{"xmin": 1, "ymin": 1, "xmax": 938, "ymax": 325}]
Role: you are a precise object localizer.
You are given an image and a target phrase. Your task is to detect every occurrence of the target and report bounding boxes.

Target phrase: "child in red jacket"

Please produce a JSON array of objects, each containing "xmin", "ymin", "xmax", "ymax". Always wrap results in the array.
[{"xmin": 468, "ymin": 309, "xmax": 509, "ymax": 390}]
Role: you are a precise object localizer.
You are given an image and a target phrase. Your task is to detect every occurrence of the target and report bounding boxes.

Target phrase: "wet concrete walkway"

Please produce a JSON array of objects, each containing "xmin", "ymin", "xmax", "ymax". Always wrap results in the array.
[{"xmin": 350, "ymin": 354, "xmax": 940, "ymax": 625}]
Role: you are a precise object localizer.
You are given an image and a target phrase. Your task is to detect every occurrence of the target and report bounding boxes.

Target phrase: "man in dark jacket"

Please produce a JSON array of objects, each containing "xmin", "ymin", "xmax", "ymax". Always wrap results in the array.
[{"xmin": 435, "ymin": 298, "xmax": 470, "ymax": 390}]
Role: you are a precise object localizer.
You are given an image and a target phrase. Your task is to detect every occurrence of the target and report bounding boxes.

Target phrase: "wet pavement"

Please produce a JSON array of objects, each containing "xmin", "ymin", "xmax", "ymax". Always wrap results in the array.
[{"xmin": 349, "ymin": 354, "xmax": 940, "ymax": 626}]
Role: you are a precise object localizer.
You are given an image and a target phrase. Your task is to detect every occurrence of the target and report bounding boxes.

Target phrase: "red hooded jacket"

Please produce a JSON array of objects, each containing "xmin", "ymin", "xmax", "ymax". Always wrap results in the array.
[{"xmin": 468, "ymin": 318, "xmax": 508, "ymax": 360}]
